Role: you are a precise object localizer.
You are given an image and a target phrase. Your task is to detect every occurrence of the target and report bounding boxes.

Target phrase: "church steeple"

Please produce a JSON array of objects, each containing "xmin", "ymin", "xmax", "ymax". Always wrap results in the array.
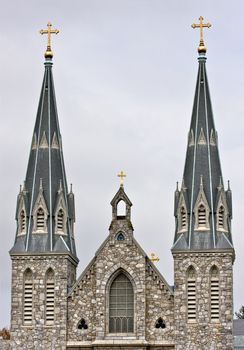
[
  {"xmin": 172, "ymin": 32, "xmax": 233, "ymax": 252},
  {"xmin": 11, "ymin": 30, "xmax": 77, "ymax": 259}
]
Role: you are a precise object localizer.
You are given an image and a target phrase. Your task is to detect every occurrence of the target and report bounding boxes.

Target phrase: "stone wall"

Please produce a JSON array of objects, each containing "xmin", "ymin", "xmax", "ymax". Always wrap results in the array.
[
  {"xmin": 173, "ymin": 251, "xmax": 234, "ymax": 350},
  {"xmin": 10, "ymin": 253, "xmax": 77, "ymax": 350},
  {"xmin": 0, "ymin": 340, "xmax": 10, "ymax": 349},
  {"xmin": 68, "ymin": 219, "xmax": 175, "ymax": 347}
]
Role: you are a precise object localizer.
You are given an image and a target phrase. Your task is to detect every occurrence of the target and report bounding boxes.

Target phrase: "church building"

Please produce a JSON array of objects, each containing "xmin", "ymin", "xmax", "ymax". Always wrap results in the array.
[{"xmin": 8, "ymin": 19, "xmax": 235, "ymax": 350}]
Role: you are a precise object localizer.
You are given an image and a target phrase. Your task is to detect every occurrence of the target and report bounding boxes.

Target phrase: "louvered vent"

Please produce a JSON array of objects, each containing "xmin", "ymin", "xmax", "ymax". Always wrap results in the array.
[
  {"xmin": 46, "ymin": 269, "xmax": 55, "ymax": 324},
  {"xmin": 37, "ymin": 208, "xmax": 45, "ymax": 230},
  {"xmin": 57, "ymin": 209, "xmax": 64, "ymax": 231},
  {"xmin": 20, "ymin": 210, "xmax": 26, "ymax": 233},
  {"xmin": 23, "ymin": 270, "xmax": 33, "ymax": 325},
  {"xmin": 218, "ymin": 206, "xmax": 224, "ymax": 229},
  {"xmin": 210, "ymin": 267, "xmax": 219, "ymax": 320},
  {"xmin": 187, "ymin": 267, "xmax": 196, "ymax": 321},
  {"xmin": 181, "ymin": 207, "xmax": 187, "ymax": 230},
  {"xmin": 198, "ymin": 204, "xmax": 206, "ymax": 227}
]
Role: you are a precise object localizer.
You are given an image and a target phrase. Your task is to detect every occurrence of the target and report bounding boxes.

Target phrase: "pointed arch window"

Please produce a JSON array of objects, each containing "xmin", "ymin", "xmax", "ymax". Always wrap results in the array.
[
  {"xmin": 117, "ymin": 200, "xmax": 126, "ymax": 218},
  {"xmin": 23, "ymin": 269, "xmax": 33, "ymax": 325},
  {"xmin": 187, "ymin": 266, "xmax": 196, "ymax": 321},
  {"xmin": 109, "ymin": 273, "xmax": 134, "ymax": 333},
  {"xmin": 210, "ymin": 266, "xmax": 219, "ymax": 321},
  {"xmin": 45, "ymin": 268, "xmax": 55, "ymax": 325}
]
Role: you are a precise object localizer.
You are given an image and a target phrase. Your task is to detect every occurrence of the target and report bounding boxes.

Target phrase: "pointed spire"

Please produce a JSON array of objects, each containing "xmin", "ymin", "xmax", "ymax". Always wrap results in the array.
[
  {"xmin": 10, "ymin": 45, "xmax": 77, "ymax": 260},
  {"xmin": 172, "ymin": 40, "xmax": 233, "ymax": 252}
]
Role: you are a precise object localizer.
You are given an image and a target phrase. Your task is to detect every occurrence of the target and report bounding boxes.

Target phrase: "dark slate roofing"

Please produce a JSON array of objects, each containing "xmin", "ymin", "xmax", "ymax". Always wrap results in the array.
[
  {"xmin": 172, "ymin": 53, "xmax": 233, "ymax": 252},
  {"xmin": 10, "ymin": 58, "xmax": 77, "ymax": 259}
]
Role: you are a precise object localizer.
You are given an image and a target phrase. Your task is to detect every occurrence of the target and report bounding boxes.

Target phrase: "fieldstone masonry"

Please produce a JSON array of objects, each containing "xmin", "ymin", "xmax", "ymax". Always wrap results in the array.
[
  {"xmin": 10, "ymin": 253, "xmax": 77, "ymax": 350},
  {"xmin": 173, "ymin": 251, "xmax": 234, "ymax": 350}
]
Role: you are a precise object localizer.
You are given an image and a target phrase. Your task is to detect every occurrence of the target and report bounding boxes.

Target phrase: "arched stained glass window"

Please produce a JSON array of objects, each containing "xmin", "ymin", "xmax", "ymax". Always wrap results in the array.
[{"xmin": 109, "ymin": 273, "xmax": 134, "ymax": 333}]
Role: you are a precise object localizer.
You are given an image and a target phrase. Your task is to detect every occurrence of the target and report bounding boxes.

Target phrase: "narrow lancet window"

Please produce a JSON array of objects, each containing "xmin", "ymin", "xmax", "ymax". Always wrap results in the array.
[
  {"xmin": 45, "ymin": 269, "xmax": 55, "ymax": 325},
  {"xmin": 109, "ymin": 273, "xmax": 134, "ymax": 333},
  {"xmin": 210, "ymin": 266, "xmax": 219, "ymax": 320},
  {"xmin": 187, "ymin": 266, "xmax": 196, "ymax": 321},
  {"xmin": 23, "ymin": 269, "xmax": 33, "ymax": 325}
]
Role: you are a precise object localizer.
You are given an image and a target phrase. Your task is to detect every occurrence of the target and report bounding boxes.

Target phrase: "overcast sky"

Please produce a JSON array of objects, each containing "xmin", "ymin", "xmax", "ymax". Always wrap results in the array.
[{"xmin": 1, "ymin": 0, "xmax": 244, "ymax": 327}]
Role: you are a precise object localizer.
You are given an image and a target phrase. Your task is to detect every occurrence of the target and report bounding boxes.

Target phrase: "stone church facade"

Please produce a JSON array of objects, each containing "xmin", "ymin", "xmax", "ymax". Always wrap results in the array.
[{"xmin": 7, "ymin": 28, "xmax": 235, "ymax": 350}]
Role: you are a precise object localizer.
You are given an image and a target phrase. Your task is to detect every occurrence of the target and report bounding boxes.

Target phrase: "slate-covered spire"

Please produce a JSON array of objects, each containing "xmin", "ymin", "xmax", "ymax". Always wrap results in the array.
[
  {"xmin": 11, "ymin": 54, "xmax": 77, "ymax": 259},
  {"xmin": 172, "ymin": 50, "xmax": 234, "ymax": 252}
]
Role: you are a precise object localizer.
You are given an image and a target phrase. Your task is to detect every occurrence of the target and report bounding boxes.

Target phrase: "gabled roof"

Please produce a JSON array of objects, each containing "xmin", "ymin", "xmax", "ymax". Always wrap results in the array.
[
  {"xmin": 10, "ymin": 58, "xmax": 77, "ymax": 260},
  {"xmin": 69, "ymin": 234, "xmax": 173, "ymax": 297}
]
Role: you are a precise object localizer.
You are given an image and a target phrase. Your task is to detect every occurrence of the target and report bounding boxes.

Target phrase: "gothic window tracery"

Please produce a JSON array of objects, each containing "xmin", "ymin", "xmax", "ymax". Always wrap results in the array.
[
  {"xmin": 109, "ymin": 272, "xmax": 134, "ymax": 333},
  {"xmin": 155, "ymin": 317, "xmax": 166, "ymax": 329},
  {"xmin": 77, "ymin": 318, "xmax": 88, "ymax": 330}
]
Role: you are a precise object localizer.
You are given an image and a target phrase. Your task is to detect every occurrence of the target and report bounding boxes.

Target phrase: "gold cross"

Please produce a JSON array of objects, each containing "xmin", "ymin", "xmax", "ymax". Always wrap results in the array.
[
  {"xmin": 191, "ymin": 16, "xmax": 211, "ymax": 53},
  {"xmin": 117, "ymin": 171, "xmax": 126, "ymax": 187},
  {"xmin": 40, "ymin": 22, "xmax": 59, "ymax": 59},
  {"xmin": 149, "ymin": 253, "xmax": 160, "ymax": 263}
]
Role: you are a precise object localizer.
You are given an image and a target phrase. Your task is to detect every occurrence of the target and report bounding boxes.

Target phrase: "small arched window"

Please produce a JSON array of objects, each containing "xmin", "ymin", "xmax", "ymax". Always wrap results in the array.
[
  {"xmin": 23, "ymin": 269, "xmax": 33, "ymax": 325},
  {"xmin": 117, "ymin": 200, "xmax": 126, "ymax": 217},
  {"xmin": 187, "ymin": 266, "xmax": 196, "ymax": 321},
  {"xmin": 198, "ymin": 204, "xmax": 206, "ymax": 227},
  {"xmin": 117, "ymin": 232, "xmax": 125, "ymax": 241},
  {"xmin": 210, "ymin": 266, "xmax": 219, "ymax": 320},
  {"xmin": 109, "ymin": 273, "xmax": 134, "ymax": 333},
  {"xmin": 45, "ymin": 268, "xmax": 55, "ymax": 325},
  {"xmin": 36, "ymin": 207, "xmax": 45, "ymax": 230}
]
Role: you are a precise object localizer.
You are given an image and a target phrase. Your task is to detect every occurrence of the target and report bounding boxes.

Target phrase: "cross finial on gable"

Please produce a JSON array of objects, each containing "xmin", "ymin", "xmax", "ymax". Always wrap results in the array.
[{"xmin": 117, "ymin": 171, "xmax": 126, "ymax": 187}]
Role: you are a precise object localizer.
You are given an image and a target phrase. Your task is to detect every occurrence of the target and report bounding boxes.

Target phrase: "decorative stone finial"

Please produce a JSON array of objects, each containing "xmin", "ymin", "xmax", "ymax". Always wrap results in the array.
[
  {"xmin": 40, "ymin": 22, "xmax": 59, "ymax": 59},
  {"xmin": 191, "ymin": 16, "xmax": 211, "ymax": 54}
]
